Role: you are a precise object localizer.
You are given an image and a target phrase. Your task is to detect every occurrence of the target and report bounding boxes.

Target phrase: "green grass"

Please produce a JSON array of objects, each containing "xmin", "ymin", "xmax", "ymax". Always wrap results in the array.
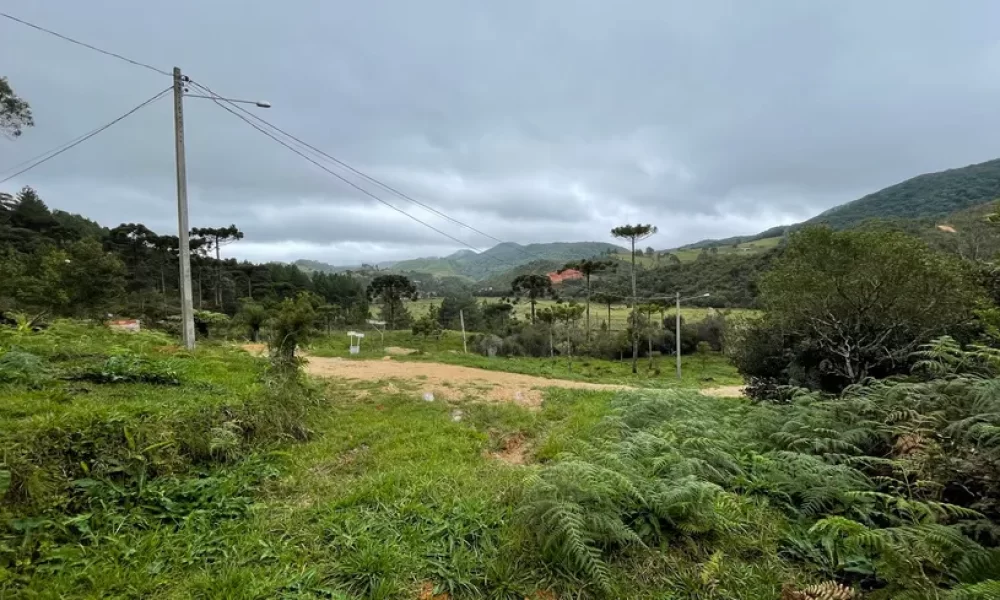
[
  {"xmin": 0, "ymin": 321, "xmax": 312, "ymax": 517},
  {"xmin": 7, "ymin": 369, "xmax": 790, "ymax": 599},
  {"xmin": 407, "ymin": 297, "xmax": 757, "ymax": 331},
  {"xmin": 404, "ymin": 351, "xmax": 741, "ymax": 388},
  {"xmin": 5, "ymin": 319, "xmax": 994, "ymax": 599}
]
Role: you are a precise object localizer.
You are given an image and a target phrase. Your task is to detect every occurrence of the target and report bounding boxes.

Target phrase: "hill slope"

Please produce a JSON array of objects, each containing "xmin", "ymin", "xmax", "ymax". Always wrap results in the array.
[
  {"xmin": 679, "ymin": 157, "xmax": 1000, "ymax": 250},
  {"xmin": 806, "ymin": 158, "xmax": 1000, "ymax": 229},
  {"xmin": 393, "ymin": 241, "xmax": 624, "ymax": 280}
]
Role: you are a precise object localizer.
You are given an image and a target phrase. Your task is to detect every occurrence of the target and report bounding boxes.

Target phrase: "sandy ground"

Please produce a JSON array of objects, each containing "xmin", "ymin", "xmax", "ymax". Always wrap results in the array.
[
  {"xmin": 302, "ymin": 356, "xmax": 631, "ymax": 408},
  {"xmin": 698, "ymin": 385, "xmax": 745, "ymax": 398}
]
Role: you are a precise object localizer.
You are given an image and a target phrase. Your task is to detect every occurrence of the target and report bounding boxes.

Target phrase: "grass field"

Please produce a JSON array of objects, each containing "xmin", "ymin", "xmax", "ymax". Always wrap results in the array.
[
  {"xmin": 606, "ymin": 235, "xmax": 783, "ymax": 266},
  {"xmin": 407, "ymin": 297, "xmax": 756, "ymax": 330}
]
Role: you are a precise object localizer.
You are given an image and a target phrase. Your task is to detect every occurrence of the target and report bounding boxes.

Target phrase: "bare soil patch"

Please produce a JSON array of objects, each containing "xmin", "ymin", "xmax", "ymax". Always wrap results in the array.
[
  {"xmin": 699, "ymin": 384, "xmax": 745, "ymax": 398},
  {"xmin": 488, "ymin": 433, "xmax": 531, "ymax": 465},
  {"xmin": 303, "ymin": 357, "xmax": 629, "ymax": 408}
]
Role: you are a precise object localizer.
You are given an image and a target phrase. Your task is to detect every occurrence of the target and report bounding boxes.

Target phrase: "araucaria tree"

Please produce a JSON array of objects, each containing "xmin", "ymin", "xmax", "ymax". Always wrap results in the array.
[
  {"xmin": 611, "ymin": 224, "xmax": 658, "ymax": 373},
  {"xmin": 1, "ymin": 76, "xmax": 34, "ymax": 139},
  {"xmin": 190, "ymin": 225, "xmax": 244, "ymax": 307},
  {"xmin": 366, "ymin": 274, "xmax": 417, "ymax": 329},
  {"xmin": 562, "ymin": 258, "xmax": 614, "ymax": 339},
  {"xmin": 510, "ymin": 274, "xmax": 554, "ymax": 324}
]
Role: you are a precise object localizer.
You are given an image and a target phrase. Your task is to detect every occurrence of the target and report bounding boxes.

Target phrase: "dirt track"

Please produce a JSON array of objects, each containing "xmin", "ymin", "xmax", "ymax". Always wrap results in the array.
[
  {"xmin": 303, "ymin": 356, "xmax": 631, "ymax": 408},
  {"xmin": 299, "ymin": 356, "xmax": 744, "ymax": 407}
]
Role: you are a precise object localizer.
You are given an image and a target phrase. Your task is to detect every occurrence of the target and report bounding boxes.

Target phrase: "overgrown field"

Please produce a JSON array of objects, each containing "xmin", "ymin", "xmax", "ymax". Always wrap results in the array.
[
  {"xmin": 307, "ymin": 329, "xmax": 742, "ymax": 389},
  {"xmin": 407, "ymin": 298, "xmax": 757, "ymax": 331},
  {"xmin": 2, "ymin": 324, "xmax": 998, "ymax": 599}
]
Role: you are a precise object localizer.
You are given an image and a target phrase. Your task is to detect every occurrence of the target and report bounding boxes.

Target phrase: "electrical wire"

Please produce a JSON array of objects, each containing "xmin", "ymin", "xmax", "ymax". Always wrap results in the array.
[
  {"xmin": 0, "ymin": 87, "xmax": 172, "ymax": 184},
  {"xmin": 199, "ymin": 92, "xmax": 494, "ymax": 255},
  {"xmin": 186, "ymin": 79, "xmax": 555, "ymax": 266},
  {"xmin": 0, "ymin": 12, "xmax": 171, "ymax": 76}
]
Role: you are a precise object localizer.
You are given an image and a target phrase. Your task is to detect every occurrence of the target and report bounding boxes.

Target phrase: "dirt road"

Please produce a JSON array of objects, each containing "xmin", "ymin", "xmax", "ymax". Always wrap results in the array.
[
  {"xmin": 299, "ymin": 356, "xmax": 744, "ymax": 407},
  {"xmin": 303, "ymin": 356, "xmax": 631, "ymax": 408}
]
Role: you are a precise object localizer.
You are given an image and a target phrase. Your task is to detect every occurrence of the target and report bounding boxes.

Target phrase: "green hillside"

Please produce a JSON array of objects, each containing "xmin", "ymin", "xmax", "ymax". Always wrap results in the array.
[
  {"xmin": 393, "ymin": 241, "xmax": 623, "ymax": 281},
  {"xmin": 807, "ymin": 158, "xmax": 1000, "ymax": 229},
  {"xmin": 680, "ymin": 157, "xmax": 1000, "ymax": 250}
]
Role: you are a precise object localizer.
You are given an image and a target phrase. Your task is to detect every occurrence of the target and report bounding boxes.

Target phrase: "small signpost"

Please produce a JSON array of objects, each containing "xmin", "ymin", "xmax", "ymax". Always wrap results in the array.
[{"xmin": 347, "ymin": 331, "xmax": 365, "ymax": 355}]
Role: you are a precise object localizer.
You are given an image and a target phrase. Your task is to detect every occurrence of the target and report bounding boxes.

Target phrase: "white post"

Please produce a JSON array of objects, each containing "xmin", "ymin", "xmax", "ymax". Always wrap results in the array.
[
  {"xmin": 459, "ymin": 309, "xmax": 468, "ymax": 353},
  {"xmin": 173, "ymin": 67, "xmax": 195, "ymax": 350}
]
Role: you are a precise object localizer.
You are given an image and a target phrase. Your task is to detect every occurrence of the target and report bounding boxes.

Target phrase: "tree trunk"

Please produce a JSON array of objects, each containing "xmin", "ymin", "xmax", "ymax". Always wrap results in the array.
[
  {"xmin": 648, "ymin": 331, "xmax": 654, "ymax": 369},
  {"xmin": 215, "ymin": 240, "xmax": 222, "ymax": 307},
  {"xmin": 585, "ymin": 274, "xmax": 591, "ymax": 341},
  {"xmin": 530, "ymin": 298, "xmax": 537, "ymax": 324}
]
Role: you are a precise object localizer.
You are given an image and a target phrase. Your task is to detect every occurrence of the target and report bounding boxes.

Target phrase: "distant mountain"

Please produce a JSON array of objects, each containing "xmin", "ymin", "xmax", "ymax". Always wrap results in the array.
[
  {"xmin": 293, "ymin": 259, "xmax": 395, "ymax": 274},
  {"xmin": 393, "ymin": 241, "xmax": 624, "ymax": 280},
  {"xmin": 679, "ymin": 157, "xmax": 1000, "ymax": 250}
]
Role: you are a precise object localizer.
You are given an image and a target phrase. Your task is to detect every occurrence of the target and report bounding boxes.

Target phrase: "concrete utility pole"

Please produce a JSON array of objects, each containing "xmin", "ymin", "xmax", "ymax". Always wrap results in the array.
[
  {"xmin": 675, "ymin": 292, "xmax": 682, "ymax": 380},
  {"xmin": 173, "ymin": 67, "xmax": 196, "ymax": 350},
  {"xmin": 674, "ymin": 292, "xmax": 711, "ymax": 380}
]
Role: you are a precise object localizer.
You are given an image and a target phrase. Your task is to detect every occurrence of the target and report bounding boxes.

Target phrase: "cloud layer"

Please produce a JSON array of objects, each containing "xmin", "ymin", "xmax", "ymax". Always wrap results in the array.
[{"xmin": 3, "ymin": 1, "xmax": 1000, "ymax": 263}]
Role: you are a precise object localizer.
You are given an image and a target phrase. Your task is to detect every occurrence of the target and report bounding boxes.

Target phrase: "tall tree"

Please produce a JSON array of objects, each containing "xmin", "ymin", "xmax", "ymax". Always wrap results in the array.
[
  {"xmin": 759, "ymin": 227, "xmax": 980, "ymax": 388},
  {"xmin": 611, "ymin": 223, "xmax": 658, "ymax": 373},
  {"xmin": 191, "ymin": 225, "xmax": 244, "ymax": 307},
  {"xmin": 1, "ymin": 76, "xmax": 34, "ymax": 139},
  {"xmin": 592, "ymin": 290, "xmax": 621, "ymax": 330},
  {"xmin": 561, "ymin": 259, "xmax": 614, "ymax": 339},
  {"xmin": 510, "ymin": 274, "xmax": 554, "ymax": 324},
  {"xmin": 366, "ymin": 274, "xmax": 417, "ymax": 329}
]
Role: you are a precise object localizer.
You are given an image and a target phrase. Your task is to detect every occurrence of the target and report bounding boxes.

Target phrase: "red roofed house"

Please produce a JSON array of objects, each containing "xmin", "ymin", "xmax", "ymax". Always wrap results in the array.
[{"xmin": 548, "ymin": 268, "xmax": 583, "ymax": 284}]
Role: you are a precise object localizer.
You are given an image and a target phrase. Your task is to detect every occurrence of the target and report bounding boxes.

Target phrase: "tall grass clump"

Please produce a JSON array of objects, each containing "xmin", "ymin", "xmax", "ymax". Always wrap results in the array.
[{"xmin": 0, "ymin": 320, "xmax": 320, "ymax": 590}]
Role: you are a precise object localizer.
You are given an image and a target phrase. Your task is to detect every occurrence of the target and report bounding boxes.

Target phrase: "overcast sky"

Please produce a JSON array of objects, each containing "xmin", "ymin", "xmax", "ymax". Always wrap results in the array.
[{"xmin": 2, "ymin": 1, "xmax": 1000, "ymax": 264}]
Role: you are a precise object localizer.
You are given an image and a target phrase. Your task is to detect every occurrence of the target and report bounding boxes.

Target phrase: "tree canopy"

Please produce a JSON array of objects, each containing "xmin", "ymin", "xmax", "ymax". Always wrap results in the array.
[
  {"xmin": 0, "ymin": 76, "xmax": 33, "ymax": 138},
  {"xmin": 735, "ymin": 226, "xmax": 983, "ymax": 392}
]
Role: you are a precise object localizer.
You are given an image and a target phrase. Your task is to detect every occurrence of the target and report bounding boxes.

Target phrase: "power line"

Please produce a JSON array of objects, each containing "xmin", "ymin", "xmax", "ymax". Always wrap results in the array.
[
  {"xmin": 186, "ymin": 79, "xmax": 556, "ymax": 267},
  {"xmin": 0, "ymin": 87, "xmax": 172, "ymax": 185},
  {"xmin": 0, "ymin": 12, "xmax": 171, "ymax": 76},
  {"xmin": 197, "ymin": 90, "xmax": 495, "ymax": 258}
]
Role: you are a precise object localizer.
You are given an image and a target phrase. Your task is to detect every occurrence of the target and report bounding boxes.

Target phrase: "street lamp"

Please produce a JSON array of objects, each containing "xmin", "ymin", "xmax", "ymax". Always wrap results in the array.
[
  {"xmin": 675, "ymin": 292, "xmax": 710, "ymax": 380},
  {"xmin": 173, "ymin": 67, "xmax": 270, "ymax": 350},
  {"xmin": 184, "ymin": 93, "xmax": 272, "ymax": 109}
]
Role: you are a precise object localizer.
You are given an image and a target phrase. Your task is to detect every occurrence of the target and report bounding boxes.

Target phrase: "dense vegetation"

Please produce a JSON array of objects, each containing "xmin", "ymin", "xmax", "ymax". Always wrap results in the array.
[
  {"xmin": 0, "ymin": 186, "xmax": 371, "ymax": 327},
  {"xmin": 729, "ymin": 227, "xmax": 988, "ymax": 397}
]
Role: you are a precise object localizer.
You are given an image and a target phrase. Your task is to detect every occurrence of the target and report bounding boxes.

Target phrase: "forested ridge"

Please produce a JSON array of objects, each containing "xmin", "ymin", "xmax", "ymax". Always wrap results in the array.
[{"xmin": 0, "ymin": 186, "xmax": 369, "ymax": 323}]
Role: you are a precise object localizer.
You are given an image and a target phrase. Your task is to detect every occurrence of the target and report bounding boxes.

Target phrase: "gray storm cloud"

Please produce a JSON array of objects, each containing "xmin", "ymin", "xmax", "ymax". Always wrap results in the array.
[{"xmin": 2, "ymin": 0, "xmax": 1000, "ymax": 264}]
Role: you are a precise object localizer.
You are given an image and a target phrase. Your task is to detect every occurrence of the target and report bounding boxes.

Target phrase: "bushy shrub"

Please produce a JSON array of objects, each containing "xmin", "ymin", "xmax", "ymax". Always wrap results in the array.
[
  {"xmin": 580, "ymin": 329, "xmax": 632, "ymax": 360},
  {"xmin": 696, "ymin": 311, "xmax": 727, "ymax": 351},
  {"xmin": 473, "ymin": 334, "xmax": 504, "ymax": 357},
  {"xmin": 72, "ymin": 352, "xmax": 180, "ymax": 385},
  {"xmin": 267, "ymin": 293, "xmax": 316, "ymax": 365},
  {"xmin": 0, "ymin": 350, "xmax": 48, "ymax": 386}
]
